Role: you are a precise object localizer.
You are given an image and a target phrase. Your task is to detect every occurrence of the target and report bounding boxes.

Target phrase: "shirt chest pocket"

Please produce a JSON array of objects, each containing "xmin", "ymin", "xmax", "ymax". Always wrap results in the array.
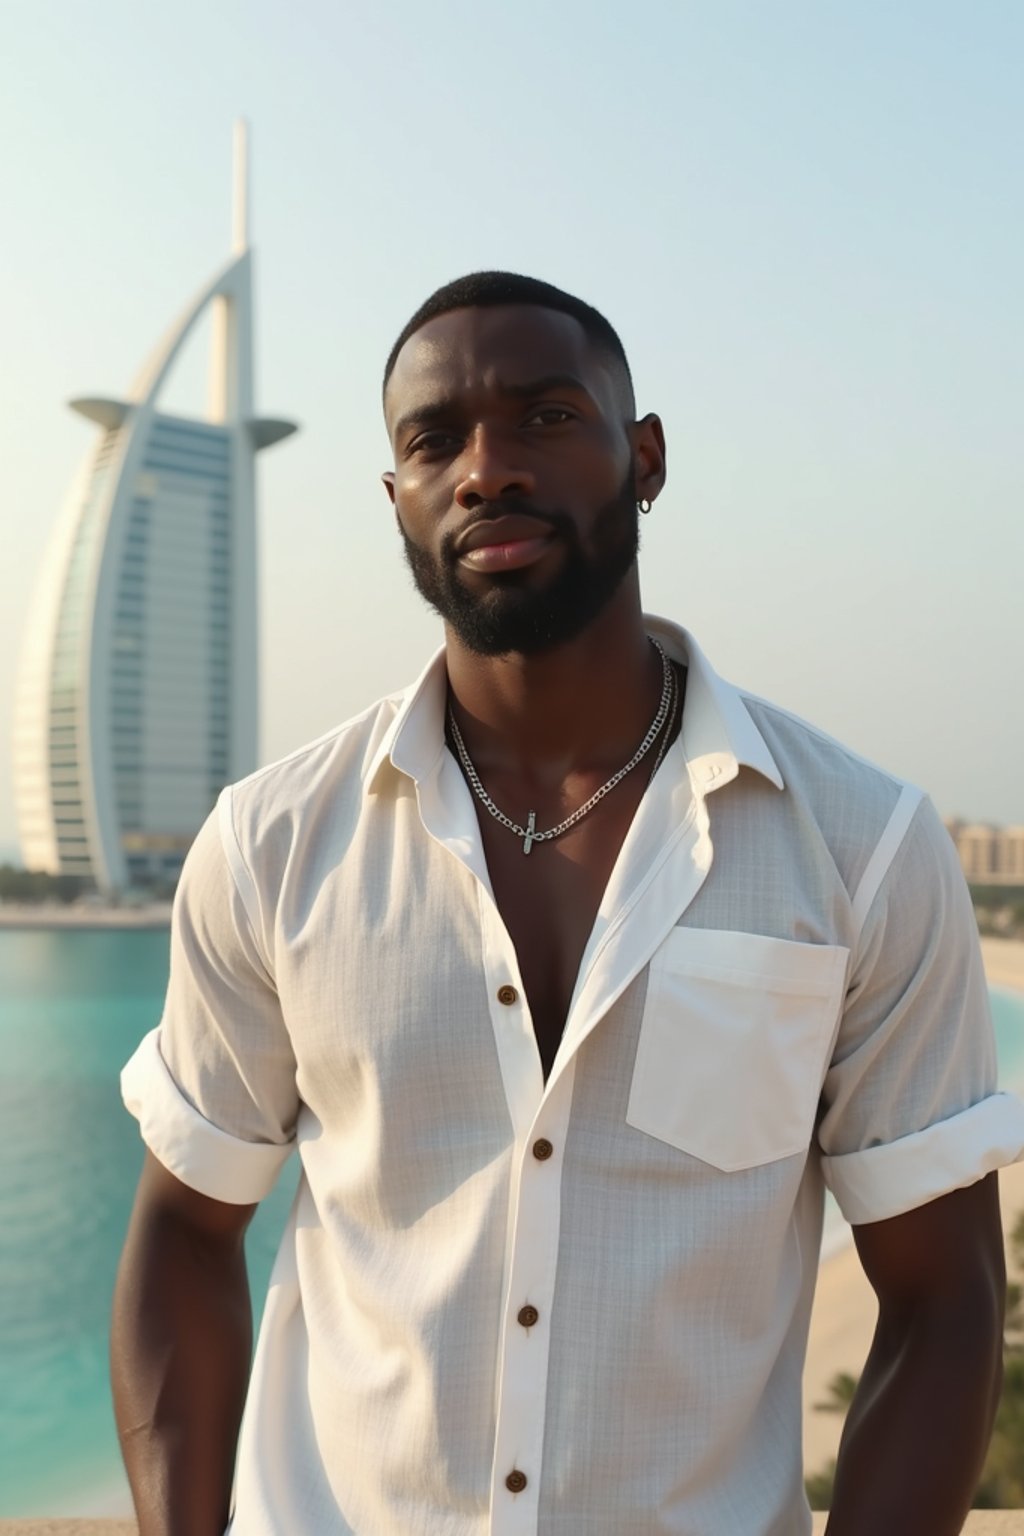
[{"xmin": 626, "ymin": 927, "xmax": 850, "ymax": 1171}]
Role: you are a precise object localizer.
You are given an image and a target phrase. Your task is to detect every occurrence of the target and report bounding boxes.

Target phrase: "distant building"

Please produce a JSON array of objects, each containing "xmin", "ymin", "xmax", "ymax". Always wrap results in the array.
[
  {"xmin": 12, "ymin": 124, "xmax": 296, "ymax": 892},
  {"xmin": 945, "ymin": 819, "xmax": 1024, "ymax": 886}
]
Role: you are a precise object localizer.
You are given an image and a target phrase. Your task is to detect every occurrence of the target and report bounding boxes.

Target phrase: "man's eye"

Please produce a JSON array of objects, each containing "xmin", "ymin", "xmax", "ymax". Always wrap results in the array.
[
  {"xmin": 525, "ymin": 407, "xmax": 573, "ymax": 427},
  {"xmin": 410, "ymin": 431, "xmax": 458, "ymax": 455}
]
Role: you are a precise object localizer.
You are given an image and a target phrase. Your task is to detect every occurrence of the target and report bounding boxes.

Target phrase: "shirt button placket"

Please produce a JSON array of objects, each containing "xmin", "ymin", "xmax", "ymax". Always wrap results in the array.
[{"xmin": 492, "ymin": 1059, "xmax": 576, "ymax": 1534}]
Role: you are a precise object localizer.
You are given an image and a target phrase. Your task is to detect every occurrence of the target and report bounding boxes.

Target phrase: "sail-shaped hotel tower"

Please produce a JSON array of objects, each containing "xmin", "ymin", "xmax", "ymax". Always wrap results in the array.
[{"xmin": 13, "ymin": 124, "xmax": 296, "ymax": 892}]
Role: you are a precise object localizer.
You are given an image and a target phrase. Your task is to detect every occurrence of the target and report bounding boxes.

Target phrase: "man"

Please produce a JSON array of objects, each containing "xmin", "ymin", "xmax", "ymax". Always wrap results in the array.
[{"xmin": 112, "ymin": 272, "xmax": 1024, "ymax": 1536}]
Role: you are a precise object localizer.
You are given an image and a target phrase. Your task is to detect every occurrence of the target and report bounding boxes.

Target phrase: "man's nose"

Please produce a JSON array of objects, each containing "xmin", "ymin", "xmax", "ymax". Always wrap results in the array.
[{"xmin": 454, "ymin": 427, "xmax": 537, "ymax": 509}]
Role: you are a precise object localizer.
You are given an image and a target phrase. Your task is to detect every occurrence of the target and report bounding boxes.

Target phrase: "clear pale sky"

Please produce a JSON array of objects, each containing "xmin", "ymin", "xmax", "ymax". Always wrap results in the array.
[{"xmin": 1, "ymin": 0, "xmax": 1021, "ymax": 855}]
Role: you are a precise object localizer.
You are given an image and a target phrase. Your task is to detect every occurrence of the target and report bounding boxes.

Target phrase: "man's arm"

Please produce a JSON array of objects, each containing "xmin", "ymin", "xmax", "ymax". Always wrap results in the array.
[
  {"xmin": 824, "ymin": 1172, "xmax": 1005, "ymax": 1536},
  {"xmin": 111, "ymin": 1150, "xmax": 258, "ymax": 1536}
]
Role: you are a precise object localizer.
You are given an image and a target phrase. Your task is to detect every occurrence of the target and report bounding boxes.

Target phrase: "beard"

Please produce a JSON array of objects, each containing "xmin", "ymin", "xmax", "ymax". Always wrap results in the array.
[{"xmin": 399, "ymin": 466, "xmax": 640, "ymax": 657}]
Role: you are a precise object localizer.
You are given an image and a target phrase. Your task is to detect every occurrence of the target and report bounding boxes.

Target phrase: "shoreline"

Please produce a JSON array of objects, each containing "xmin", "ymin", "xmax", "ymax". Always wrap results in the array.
[
  {"xmin": 37, "ymin": 1473, "xmax": 133, "ymax": 1522},
  {"xmin": 980, "ymin": 937, "xmax": 1024, "ymax": 996},
  {"xmin": 0, "ymin": 903, "xmax": 171, "ymax": 929},
  {"xmin": 3, "ymin": 906, "xmax": 1022, "ymax": 963},
  {"xmin": 6, "ymin": 1452, "xmax": 134, "ymax": 1523}
]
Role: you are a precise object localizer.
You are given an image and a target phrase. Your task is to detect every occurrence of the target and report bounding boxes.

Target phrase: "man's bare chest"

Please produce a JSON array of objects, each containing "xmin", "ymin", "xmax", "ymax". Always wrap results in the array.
[{"xmin": 478, "ymin": 782, "xmax": 648, "ymax": 1079}]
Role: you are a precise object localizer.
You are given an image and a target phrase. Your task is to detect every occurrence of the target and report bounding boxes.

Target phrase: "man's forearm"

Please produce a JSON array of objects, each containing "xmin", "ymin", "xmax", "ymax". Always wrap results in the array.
[
  {"xmin": 824, "ymin": 1297, "xmax": 1002, "ymax": 1536},
  {"xmin": 110, "ymin": 1203, "xmax": 253, "ymax": 1536}
]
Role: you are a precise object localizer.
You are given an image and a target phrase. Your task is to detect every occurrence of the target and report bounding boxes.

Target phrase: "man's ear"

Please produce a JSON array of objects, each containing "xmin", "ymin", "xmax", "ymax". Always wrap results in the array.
[
  {"xmin": 632, "ymin": 413, "xmax": 667, "ymax": 507},
  {"xmin": 381, "ymin": 471, "xmax": 396, "ymax": 507}
]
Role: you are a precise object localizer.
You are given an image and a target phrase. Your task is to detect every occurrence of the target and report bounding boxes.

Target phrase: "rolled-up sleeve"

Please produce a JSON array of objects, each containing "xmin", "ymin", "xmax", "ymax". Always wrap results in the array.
[
  {"xmin": 121, "ymin": 787, "xmax": 297, "ymax": 1204},
  {"xmin": 818, "ymin": 794, "xmax": 1024, "ymax": 1225}
]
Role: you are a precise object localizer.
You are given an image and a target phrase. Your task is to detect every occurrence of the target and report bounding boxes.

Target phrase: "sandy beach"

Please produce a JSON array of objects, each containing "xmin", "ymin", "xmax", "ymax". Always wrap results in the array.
[{"xmin": 802, "ymin": 936, "xmax": 1024, "ymax": 1476}]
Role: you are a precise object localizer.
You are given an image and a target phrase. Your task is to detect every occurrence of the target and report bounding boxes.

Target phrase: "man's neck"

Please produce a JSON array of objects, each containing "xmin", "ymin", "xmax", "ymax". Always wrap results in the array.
[{"xmin": 443, "ymin": 582, "xmax": 662, "ymax": 784}]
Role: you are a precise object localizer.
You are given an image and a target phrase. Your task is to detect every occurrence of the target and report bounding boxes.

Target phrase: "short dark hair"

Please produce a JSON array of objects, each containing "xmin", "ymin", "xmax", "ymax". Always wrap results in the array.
[{"xmin": 383, "ymin": 270, "xmax": 635, "ymax": 413}]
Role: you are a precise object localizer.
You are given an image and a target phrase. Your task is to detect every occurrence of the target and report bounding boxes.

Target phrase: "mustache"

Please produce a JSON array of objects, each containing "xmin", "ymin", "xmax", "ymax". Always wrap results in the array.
[{"xmin": 443, "ymin": 499, "xmax": 575, "ymax": 560}]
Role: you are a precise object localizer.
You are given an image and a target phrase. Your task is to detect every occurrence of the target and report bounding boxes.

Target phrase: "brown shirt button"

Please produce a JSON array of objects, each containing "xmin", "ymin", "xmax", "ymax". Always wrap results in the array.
[
  {"xmin": 532, "ymin": 1138, "xmax": 553, "ymax": 1161},
  {"xmin": 517, "ymin": 1304, "xmax": 539, "ymax": 1328},
  {"xmin": 505, "ymin": 1469, "xmax": 528, "ymax": 1493},
  {"xmin": 496, "ymin": 985, "xmax": 518, "ymax": 1005}
]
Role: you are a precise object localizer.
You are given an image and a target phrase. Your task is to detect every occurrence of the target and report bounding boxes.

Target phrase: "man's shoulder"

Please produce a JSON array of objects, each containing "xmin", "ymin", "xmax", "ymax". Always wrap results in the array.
[
  {"xmin": 662, "ymin": 618, "xmax": 917, "ymax": 831},
  {"xmin": 741, "ymin": 689, "xmax": 908, "ymax": 807},
  {"xmin": 736, "ymin": 688, "xmax": 943, "ymax": 890},
  {"xmin": 225, "ymin": 690, "xmax": 405, "ymax": 831},
  {"xmin": 733, "ymin": 689, "xmax": 961, "ymax": 921}
]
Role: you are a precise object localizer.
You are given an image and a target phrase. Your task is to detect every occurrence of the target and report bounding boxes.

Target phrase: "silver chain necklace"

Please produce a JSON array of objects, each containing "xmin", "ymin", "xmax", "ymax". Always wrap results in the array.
[
  {"xmin": 447, "ymin": 639, "xmax": 675, "ymax": 855},
  {"xmin": 650, "ymin": 663, "xmax": 680, "ymax": 779}
]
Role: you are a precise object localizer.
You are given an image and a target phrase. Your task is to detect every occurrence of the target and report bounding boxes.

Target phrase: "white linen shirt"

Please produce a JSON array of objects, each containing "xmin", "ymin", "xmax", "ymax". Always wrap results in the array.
[{"xmin": 122, "ymin": 618, "xmax": 1024, "ymax": 1536}]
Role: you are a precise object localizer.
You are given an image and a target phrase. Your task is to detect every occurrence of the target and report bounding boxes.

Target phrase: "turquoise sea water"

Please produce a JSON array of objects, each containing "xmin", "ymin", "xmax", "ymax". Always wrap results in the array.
[
  {"xmin": 1, "ymin": 927, "xmax": 1022, "ymax": 1516},
  {"xmin": 0, "ymin": 929, "xmax": 299, "ymax": 1516}
]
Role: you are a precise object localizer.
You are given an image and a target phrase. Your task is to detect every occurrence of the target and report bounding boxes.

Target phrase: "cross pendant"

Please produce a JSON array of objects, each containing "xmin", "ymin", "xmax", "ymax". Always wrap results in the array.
[{"xmin": 522, "ymin": 810, "xmax": 537, "ymax": 855}]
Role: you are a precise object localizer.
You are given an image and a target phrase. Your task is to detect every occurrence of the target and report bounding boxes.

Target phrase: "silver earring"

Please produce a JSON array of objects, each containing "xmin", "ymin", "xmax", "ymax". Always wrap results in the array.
[{"xmin": 638, "ymin": 497, "xmax": 652, "ymax": 515}]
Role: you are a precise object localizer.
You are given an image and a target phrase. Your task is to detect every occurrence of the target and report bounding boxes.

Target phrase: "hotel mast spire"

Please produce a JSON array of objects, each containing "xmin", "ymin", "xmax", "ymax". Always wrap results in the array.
[{"xmin": 233, "ymin": 117, "xmax": 250, "ymax": 255}]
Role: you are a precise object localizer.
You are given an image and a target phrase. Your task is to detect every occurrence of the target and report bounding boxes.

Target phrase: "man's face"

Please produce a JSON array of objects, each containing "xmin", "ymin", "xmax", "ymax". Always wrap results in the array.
[{"xmin": 382, "ymin": 305, "xmax": 652, "ymax": 657}]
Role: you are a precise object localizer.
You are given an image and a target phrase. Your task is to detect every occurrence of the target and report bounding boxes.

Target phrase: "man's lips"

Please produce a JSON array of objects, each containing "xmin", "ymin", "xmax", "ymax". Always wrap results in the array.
[{"xmin": 455, "ymin": 515, "xmax": 556, "ymax": 573}]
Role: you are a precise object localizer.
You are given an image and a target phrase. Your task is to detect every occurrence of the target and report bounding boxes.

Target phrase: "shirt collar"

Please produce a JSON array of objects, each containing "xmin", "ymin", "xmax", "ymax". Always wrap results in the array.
[
  {"xmin": 365, "ymin": 617, "xmax": 784, "ymax": 797},
  {"xmin": 644, "ymin": 616, "xmax": 785, "ymax": 793},
  {"xmin": 365, "ymin": 645, "xmax": 449, "ymax": 794}
]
